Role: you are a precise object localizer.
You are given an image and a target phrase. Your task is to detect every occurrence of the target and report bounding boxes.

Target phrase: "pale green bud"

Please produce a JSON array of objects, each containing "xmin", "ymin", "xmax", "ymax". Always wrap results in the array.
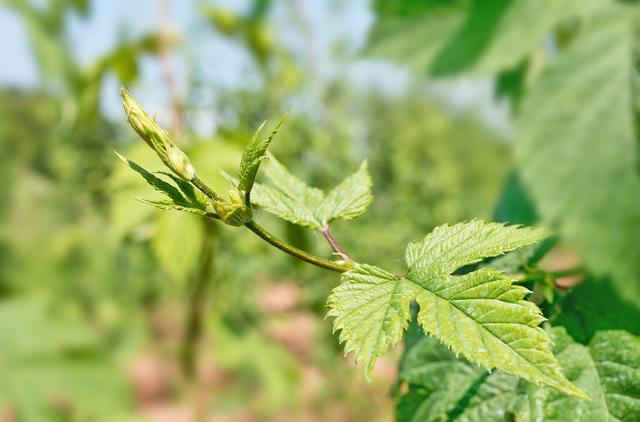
[
  {"xmin": 214, "ymin": 201, "xmax": 253, "ymax": 226},
  {"xmin": 121, "ymin": 87, "xmax": 195, "ymax": 181}
]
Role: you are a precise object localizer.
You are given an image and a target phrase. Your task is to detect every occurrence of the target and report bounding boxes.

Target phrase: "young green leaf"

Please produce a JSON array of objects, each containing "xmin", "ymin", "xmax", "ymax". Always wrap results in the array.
[
  {"xmin": 117, "ymin": 152, "xmax": 210, "ymax": 216},
  {"xmin": 115, "ymin": 152, "xmax": 185, "ymax": 204},
  {"xmin": 410, "ymin": 268, "xmax": 584, "ymax": 398},
  {"xmin": 238, "ymin": 114, "xmax": 287, "ymax": 203},
  {"xmin": 157, "ymin": 171, "xmax": 202, "ymax": 205},
  {"xmin": 405, "ymin": 220, "xmax": 547, "ymax": 275},
  {"xmin": 327, "ymin": 264, "xmax": 420, "ymax": 378},
  {"xmin": 317, "ymin": 162, "xmax": 373, "ymax": 225},
  {"xmin": 251, "ymin": 157, "xmax": 372, "ymax": 229},
  {"xmin": 329, "ymin": 220, "xmax": 584, "ymax": 397},
  {"xmin": 135, "ymin": 198, "xmax": 207, "ymax": 216}
]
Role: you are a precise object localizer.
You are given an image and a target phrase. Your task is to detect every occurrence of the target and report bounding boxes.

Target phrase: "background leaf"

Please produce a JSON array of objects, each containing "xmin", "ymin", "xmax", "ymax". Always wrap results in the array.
[
  {"xmin": 517, "ymin": 5, "xmax": 640, "ymax": 301},
  {"xmin": 517, "ymin": 328, "xmax": 640, "ymax": 421},
  {"xmin": 396, "ymin": 335, "xmax": 521, "ymax": 422}
]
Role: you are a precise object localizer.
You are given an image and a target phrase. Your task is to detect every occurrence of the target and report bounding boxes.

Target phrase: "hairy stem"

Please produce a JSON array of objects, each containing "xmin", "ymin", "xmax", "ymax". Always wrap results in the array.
[
  {"xmin": 192, "ymin": 176, "xmax": 222, "ymax": 202},
  {"xmin": 244, "ymin": 220, "xmax": 352, "ymax": 273},
  {"xmin": 191, "ymin": 175, "xmax": 349, "ymax": 273},
  {"xmin": 320, "ymin": 225, "xmax": 351, "ymax": 261}
]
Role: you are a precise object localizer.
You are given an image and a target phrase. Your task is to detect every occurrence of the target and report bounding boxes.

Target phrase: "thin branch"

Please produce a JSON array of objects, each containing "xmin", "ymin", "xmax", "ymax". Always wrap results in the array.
[
  {"xmin": 244, "ymin": 220, "xmax": 352, "ymax": 273},
  {"xmin": 320, "ymin": 225, "xmax": 351, "ymax": 261},
  {"xmin": 192, "ymin": 176, "xmax": 222, "ymax": 202},
  {"xmin": 192, "ymin": 175, "xmax": 351, "ymax": 273}
]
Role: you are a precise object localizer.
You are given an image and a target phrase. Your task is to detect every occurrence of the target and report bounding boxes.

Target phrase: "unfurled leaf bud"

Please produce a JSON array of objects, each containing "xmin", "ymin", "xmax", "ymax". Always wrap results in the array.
[{"xmin": 121, "ymin": 87, "xmax": 195, "ymax": 181}]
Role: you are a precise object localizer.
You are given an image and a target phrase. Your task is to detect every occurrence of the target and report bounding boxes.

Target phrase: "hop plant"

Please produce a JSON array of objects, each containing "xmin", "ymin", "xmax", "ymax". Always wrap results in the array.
[{"xmin": 116, "ymin": 89, "xmax": 589, "ymax": 400}]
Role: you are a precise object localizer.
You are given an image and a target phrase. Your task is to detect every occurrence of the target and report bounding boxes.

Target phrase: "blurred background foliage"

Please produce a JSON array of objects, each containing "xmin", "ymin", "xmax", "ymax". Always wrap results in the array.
[{"xmin": 0, "ymin": 0, "xmax": 638, "ymax": 421}]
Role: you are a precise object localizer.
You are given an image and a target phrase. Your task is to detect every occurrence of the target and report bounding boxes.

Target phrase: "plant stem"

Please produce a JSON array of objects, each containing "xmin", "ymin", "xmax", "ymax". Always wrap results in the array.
[
  {"xmin": 192, "ymin": 176, "xmax": 222, "ymax": 202},
  {"xmin": 320, "ymin": 225, "xmax": 351, "ymax": 261},
  {"xmin": 515, "ymin": 267, "xmax": 583, "ymax": 283},
  {"xmin": 244, "ymin": 220, "xmax": 352, "ymax": 273},
  {"xmin": 191, "ymin": 176, "xmax": 349, "ymax": 273}
]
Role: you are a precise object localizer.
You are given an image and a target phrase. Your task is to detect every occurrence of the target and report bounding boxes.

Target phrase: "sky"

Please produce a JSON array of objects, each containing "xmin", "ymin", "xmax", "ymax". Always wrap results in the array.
[{"xmin": 0, "ymin": 0, "xmax": 511, "ymax": 133}]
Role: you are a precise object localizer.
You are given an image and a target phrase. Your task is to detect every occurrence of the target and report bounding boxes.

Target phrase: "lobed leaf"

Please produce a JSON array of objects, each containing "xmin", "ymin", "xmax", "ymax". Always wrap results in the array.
[
  {"xmin": 410, "ymin": 268, "xmax": 585, "ymax": 398},
  {"xmin": 517, "ymin": 328, "xmax": 640, "ymax": 421},
  {"xmin": 327, "ymin": 264, "xmax": 419, "ymax": 378},
  {"xmin": 329, "ymin": 220, "xmax": 583, "ymax": 397},
  {"xmin": 405, "ymin": 220, "xmax": 547, "ymax": 275},
  {"xmin": 251, "ymin": 157, "xmax": 373, "ymax": 229},
  {"xmin": 317, "ymin": 161, "xmax": 373, "ymax": 225}
]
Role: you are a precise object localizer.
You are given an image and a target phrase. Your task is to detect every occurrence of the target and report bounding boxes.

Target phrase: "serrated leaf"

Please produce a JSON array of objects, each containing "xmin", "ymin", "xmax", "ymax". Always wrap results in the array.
[
  {"xmin": 396, "ymin": 336, "xmax": 521, "ymax": 422},
  {"xmin": 329, "ymin": 221, "xmax": 582, "ymax": 397},
  {"xmin": 238, "ymin": 115, "xmax": 287, "ymax": 201},
  {"xmin": 136, "ymin": 198, "xmax": 207, "ymax": 216},
  {"xmin": 251, "ymin": 183, "xmax": 321, "ymax": 227},
  {"xmin": 251, "ymin": 157, "xmax": 372, "ymax": 229},
  {"xmin": 317, "ymin": 161, "xmax": 373, "ymax": 224},
  {"xmin": 117, "ymin": 153, "xmax": 212, "ymax": 217},
  {"xmin": 430, "ymin": 0, "xmax": 602, "ymax": 76},
  {"xmin": 410, "ymin": 268, "xmax": 584, "ymax": 398},
  {"xmin": 517, "ymin": 328, "xmax": 640, "ymax": 421},
  {"xmin": 397, "ymin": 328, "xmax": 640, "ymax": 421},
  {"xmin": 327, "ymin": 264, "xmax": 420, "ymax": 378},
  {"xmin": 157, "ymin": 171, "xmax": 204, "ymax": 206},
  {"xmin": 517, "ymin": 6, "xmax": 640, "ymax": 301},
  {"xmin": 115, "ymin": 152, "xmax": 185, "ymax": 204},
  {"xmin": 405, "ymin": 220, "xmax": 547, "ymax": 275}
]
